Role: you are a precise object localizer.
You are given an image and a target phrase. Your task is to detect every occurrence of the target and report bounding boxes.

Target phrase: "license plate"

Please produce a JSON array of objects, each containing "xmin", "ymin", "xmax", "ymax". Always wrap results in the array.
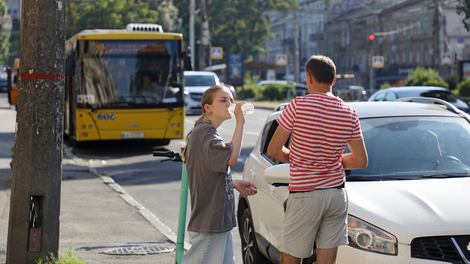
[{"xmin": 121, "ymin": 132, "xmax": 145, "ymax": 139}]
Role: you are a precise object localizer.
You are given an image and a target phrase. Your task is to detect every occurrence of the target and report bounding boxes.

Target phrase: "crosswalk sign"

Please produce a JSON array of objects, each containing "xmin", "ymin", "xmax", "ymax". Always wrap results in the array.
[
  {"xmin": 441, "ymin": 53, "xmax": 452, "ymax": 65},
  {"xmin": 211, "ymin": 47, "xmax": 223, "ymax": 60},
  {"xmin": 276, "ymin": 54, "xmax": 288, "ymax": 66},
  {"xmin": 372, "ymin": 56, "xmax": 384, "ymax": 68}
]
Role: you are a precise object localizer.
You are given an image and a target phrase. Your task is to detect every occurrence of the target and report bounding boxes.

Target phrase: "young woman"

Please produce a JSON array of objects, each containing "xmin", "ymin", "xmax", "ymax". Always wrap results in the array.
[{"xmin": 182, "ymin": 85, "xmax": 257, "ymax": 264}]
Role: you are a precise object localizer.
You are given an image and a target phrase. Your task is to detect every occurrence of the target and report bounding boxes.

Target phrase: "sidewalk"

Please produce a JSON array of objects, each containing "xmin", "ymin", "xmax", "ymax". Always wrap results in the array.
[{"xmin": 0, "ymin": 94, "xmax": 176, "ymax": 263}]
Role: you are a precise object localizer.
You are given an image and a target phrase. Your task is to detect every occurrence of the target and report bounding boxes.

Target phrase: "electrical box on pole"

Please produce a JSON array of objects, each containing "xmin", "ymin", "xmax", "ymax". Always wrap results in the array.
[{"xmin": 7, "ymin": 0, "xmax": 65, "ymax": 262}]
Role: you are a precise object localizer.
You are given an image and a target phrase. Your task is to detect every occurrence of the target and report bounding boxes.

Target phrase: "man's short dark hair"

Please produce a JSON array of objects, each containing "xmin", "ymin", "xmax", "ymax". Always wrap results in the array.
[{"xmin": 305, "ymin": 55, "xmax": 336, "ymax": 84}]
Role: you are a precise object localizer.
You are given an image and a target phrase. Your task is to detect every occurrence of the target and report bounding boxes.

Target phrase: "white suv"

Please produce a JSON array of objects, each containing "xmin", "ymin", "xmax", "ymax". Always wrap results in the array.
[
  {"xmin": 184, "ymin": 71, "xmax": 220, "ymax": 114},
  {"xmin": 238, "ymin": 98, "xmax": 470, "ymax": 264}
]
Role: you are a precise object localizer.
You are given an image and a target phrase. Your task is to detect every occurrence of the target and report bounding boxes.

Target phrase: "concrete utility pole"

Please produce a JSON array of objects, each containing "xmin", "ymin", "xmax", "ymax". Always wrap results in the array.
[
  {"xmin": 189, "ymin": 0, "xmax": 195, "ymax": 70},
  {"xmin": 7, "ymin": 0, "xmax": 65, "ymax": 262},
  {"xmin": 199, "ymin": 0, "xmax": 208, "ymax": 71}
]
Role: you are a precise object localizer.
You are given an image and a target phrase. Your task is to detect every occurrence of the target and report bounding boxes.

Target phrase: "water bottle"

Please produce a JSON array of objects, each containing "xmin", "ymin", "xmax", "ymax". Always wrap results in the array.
[{"xmin": 229, "ymin": 103, "xmax": 255, "ymax": 115}]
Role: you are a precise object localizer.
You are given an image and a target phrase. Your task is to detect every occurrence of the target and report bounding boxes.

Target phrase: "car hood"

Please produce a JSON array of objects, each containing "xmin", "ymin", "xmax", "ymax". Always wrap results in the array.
[
  {"xmin": 184, "ymin": 86, "xmax": 211, "ymax": 94},
  {"xmin": 347, "ymin": 177, "xmax": 470, "ymax": 243}
]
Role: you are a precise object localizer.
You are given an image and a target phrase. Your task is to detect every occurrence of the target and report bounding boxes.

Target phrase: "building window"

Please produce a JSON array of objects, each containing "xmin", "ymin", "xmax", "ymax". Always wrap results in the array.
[
  {"xmin": 403, "ymin": 24, "xmax": 407, "ymax": 36},
  {"xmin": 416, "ymin": 50, "xmax": 420, "ymax": 63},
  {"xmin": 417, "ymin": 22, "xmax": 421, "ymax": 35},
  {"xmin": 395, "ymin": 52, "xmax": 399, "ymax": 63},
  {"xmin": 409, "ymin": 50, "xmax": 413, "ymax": 63},
  {"xmin": 403, "ymin": 51, "xmax": 406, "ymax": 63},
  {"xmin": 424, "ymin": 18, "xmax": 428, "ymax": 34},
  {"xmin": 410, "ymin": 23, "xmax": 414, "ymax": 36},
  {"xmin": 424, "ymin": 48, "xmax": 428, "ymax": 62}
]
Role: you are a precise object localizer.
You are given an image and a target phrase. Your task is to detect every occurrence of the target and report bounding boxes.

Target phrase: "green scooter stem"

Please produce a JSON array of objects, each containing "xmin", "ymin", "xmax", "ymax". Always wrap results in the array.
[{"xmin": 175, "ymin": 156, "xmax": 188, "ymax": 264}]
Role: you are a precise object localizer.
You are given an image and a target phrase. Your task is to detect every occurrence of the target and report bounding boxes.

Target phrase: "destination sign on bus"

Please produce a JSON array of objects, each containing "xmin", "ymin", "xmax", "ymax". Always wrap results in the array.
[{"xmin": 91, "ymin": 40, "xmax": 170, "ymax": 55}]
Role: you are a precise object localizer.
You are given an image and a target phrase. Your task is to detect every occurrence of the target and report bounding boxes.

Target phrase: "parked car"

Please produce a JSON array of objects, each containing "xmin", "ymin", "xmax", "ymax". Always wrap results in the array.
[
  {"xmin": 183, "ymin": 71, "xmax": 220, "ymax": 114},
  {"xmin": 333, "ymin": 85, "xmax": 368, "ymax": 102},
  {"xmin": 238, "ymin": 98, "xmax": 470, "ymax": 264},
  {"xmin": 368, "ymin": 86, "xmax": 469, "ymax": 113}
]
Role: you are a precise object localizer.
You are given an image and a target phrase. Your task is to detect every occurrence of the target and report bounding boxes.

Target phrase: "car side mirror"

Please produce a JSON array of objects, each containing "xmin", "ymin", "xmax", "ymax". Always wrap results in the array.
[{"xmin": 264, "ymin": 164, "xmax": 290, "ymax": 186}]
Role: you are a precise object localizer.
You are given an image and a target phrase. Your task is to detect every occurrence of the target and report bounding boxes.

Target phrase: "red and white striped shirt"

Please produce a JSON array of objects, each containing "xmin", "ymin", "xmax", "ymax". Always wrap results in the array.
[{"xmin": 277, "ymin": 92, "xmax": 363, "ymax": 192}]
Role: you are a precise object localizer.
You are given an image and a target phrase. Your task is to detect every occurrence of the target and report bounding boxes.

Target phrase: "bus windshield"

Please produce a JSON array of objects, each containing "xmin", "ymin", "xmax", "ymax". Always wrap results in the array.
[{"xmin": 77, "ymin": 39, "xmax": 184, "ymax": 109}]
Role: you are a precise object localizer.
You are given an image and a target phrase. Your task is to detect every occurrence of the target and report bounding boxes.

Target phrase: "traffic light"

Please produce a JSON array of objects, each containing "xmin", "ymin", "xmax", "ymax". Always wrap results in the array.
[{"xmin": 369, "ymin": 34, "xmax": 375, "ymax": 41}]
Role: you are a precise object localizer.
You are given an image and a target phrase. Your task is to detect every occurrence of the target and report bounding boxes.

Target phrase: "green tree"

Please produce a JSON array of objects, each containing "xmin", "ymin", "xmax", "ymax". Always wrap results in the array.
[
  {"xmin": 0, "ymin": 0, "xmax": 10, "ymax": 64},
  {"xmin": 208, "ymin": 0, "xmax": 298, "ymax": 58},
  {"xmin": 457, "ymin": 0, "xmax": 470, "ymax": 31},
  {"xmin": 66, "ymin": 0, "xmax": 177, "ymax": 38},
  {"xmin": 405, "ymin": 67, "xmax": 448, "ymax": 88},
  {"xmin": 174, "ymin": 0, "xmax": 298, "ymax": 61}
]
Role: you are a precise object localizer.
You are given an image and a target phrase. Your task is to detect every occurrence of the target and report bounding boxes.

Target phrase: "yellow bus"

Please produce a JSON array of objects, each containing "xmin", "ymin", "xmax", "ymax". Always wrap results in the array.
[{"xmin": 65, "ymin": 24, "xmax": 190, "ymax": 147}]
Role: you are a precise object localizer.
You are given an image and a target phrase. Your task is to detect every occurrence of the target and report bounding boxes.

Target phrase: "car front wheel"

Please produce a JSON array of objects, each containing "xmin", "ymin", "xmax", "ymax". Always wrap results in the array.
[{"xmin": 241, "ymin": 208, "xmax": 271, "ymax": 264}]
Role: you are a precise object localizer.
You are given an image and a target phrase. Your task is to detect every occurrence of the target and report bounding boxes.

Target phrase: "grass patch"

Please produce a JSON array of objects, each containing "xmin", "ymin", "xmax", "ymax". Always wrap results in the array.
[{"xmin": 36, "ymin": 247, "xmax": 85, "ymax": 264}]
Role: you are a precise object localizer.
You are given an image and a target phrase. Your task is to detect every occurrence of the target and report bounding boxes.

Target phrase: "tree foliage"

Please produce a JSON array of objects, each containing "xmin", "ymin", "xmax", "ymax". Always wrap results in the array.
[
  {"xmin": 66, "ymin": 0, "xmax": 178, "ymax": 38},
  {"xmin": 457, "ymin": 0, "xmax": 470, "ymax": 31},
  {"xmin": 208, "ymin": 0, "xmax": 298, "ymax": 58},
  {"xmin": 405, "ymin": 67, "xmax": 448, "ymax": 88},
  {"xmin": 174, "ymin": 0, "xmax": 298, "ymax": 63},
  {"xmin": 457, "ymin": 79, "xmax": 470, "ymax": 97},
  {"xmin": 0, "ymin": 0, "xmax": 10, "ymax": 64}
]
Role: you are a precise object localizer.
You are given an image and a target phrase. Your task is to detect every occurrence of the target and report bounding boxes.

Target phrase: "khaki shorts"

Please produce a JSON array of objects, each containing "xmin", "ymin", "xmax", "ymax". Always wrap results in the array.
[{"xmin": 281, "ymin": 188, "xmax": 349, "ymax": 259}]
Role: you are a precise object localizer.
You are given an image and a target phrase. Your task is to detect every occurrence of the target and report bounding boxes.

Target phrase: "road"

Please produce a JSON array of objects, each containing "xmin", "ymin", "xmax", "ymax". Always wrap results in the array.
[{"xmin": 70, "ymin": 108, "xmax": 274, "ymax": 264}]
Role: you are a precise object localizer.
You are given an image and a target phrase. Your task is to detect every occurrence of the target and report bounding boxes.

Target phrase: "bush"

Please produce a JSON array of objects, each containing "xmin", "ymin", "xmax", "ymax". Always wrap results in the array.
[
  {"xmin": 405, "ymin": 67, "xmax": 447, "ymax": 88},
  {"xmin": 261, "ymin": 85, "xmax": 282, "ymax": 100},
  {"xmin": 36, "ymin": 246, "xmax": 84, "ymax": 264},
  {"xmin": 422, "ymin": 79, "xmax": 448, "ymax": 89},
  {"xmin": 243, "ymin": 87, "xmax": 257, "ymax": 99},
  {"xmin": 259, "ymin": 84, "xmax": 295, "ymax": 101},
  {"xmin": 380, "ymin": 82, "xmax": 392, "ymax": 89},
  {"xmin": 457, "ymin": 79, "xmax": 470, "ymax": 98},
  {"xmin": 446, "ymin": 74, "xmax": 460, "ymax": 91}
]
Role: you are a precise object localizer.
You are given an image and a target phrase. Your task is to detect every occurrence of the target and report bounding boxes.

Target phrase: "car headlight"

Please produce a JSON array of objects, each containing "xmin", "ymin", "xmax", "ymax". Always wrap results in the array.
[
  {"xmin": 348, "ymin": 215, "xmax": 397, "ymax": 255},
  {"xmin": 184, "ymin": 90, "xmax": 190, "ymax": 98}
]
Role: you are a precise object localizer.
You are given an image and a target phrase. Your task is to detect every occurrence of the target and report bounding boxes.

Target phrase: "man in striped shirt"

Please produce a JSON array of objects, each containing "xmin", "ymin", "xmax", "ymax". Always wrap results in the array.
[{"xmin": 267, "ymin": 55, "xmax": 368, "ymax": 264}]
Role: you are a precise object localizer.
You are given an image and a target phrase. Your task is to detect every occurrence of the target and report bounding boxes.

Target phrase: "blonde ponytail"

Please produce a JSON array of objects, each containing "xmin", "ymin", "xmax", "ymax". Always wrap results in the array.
[{"xmin": 182, "ymin": 85, "xmax": 227, "ymax": 162}]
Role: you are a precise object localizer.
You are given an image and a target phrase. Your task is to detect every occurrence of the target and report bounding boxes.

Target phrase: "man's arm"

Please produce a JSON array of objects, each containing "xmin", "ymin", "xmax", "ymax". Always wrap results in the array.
[
  {"xmin": 342, "ymin": 139, "xmax": 368, "ymax": 170},
  {"xmin": 267, "ymin": 126, "xmax": 291, "ymax": 163}
]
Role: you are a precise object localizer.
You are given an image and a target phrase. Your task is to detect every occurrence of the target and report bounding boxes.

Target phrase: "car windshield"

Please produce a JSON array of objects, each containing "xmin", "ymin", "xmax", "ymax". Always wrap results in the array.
[
  {"xmin": 345, "ymin": 116, "xmax": 470, "ymax": 179},
  {"xmin": 185, "ymin": 75, "xmax": 216, "ymax": 87}
]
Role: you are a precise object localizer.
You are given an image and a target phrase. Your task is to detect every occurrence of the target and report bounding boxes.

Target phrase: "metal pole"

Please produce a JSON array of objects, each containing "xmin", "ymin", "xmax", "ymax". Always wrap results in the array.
[
  {"xmin": 189, "ymin": 0, "xmax": 195, "ymax": 70},
  {"xmin": 7, "ymin": 0, "xmax": 65, "ymax": 262},
  {"xmin": 369, "ymin": 44, "xmax": 374, "ymax": 95},
  {"xmin": 175, "ymin": 154, "xmax": 189, "ymax": 264},
  {"xmin": 294, "ymin": 12, "xmax": 300, "ymax": 83}
]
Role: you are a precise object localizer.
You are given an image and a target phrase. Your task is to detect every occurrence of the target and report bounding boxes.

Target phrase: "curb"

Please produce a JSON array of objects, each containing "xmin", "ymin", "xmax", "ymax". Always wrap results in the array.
[
  {"xmin": 88, "ymin": 168, "xmax": 191, "ymax": 251},
  {"xmin": 63, "ymin": 141, "xmax": 192, "ymax": 251}
]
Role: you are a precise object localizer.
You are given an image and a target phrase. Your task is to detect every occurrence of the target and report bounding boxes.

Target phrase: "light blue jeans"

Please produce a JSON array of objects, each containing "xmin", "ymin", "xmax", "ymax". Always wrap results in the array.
[{"xmin": 182, "ymin": 230, "xmax": 235, "ymax": 264}]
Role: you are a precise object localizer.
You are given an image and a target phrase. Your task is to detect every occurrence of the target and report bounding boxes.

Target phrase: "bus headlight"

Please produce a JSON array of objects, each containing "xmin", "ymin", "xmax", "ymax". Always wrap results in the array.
[
  {"xmin": 177, "ymin": 123, "xmax": 181, "ymax": 127},
  {"xmin": 176, "ymin": 131, "xmax": 180, "ymax": 136},
  {"xmin": 83, "ymin": 133, "xmax": 88, "ymax": 138},
  {"xmin": 81, "ymin": 124, "xmax": 86, "ymax": 129},
  {"xmin": 89, "ymin": 125, "xmax": 93, "ymax": 130},
  {"xmin": 348, "ymin": 215, "xmax": 397, "ymax": 255},
  {"xmin": 171, "ymin": 123, "xmax": 175, "ymax": 128}
]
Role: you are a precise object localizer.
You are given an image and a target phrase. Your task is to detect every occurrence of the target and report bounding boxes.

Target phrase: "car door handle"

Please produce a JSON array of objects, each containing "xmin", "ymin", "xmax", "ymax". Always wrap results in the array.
[{"xmin": 250, "ymin": 169, "xmax": 255, "ymax": 179}]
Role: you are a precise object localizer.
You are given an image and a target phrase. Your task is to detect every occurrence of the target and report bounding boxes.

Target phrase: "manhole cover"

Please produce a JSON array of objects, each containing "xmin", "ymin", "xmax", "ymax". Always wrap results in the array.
[{"xmin": 100, "ymin": 246, "xmax": 174, "ymax": 255}]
